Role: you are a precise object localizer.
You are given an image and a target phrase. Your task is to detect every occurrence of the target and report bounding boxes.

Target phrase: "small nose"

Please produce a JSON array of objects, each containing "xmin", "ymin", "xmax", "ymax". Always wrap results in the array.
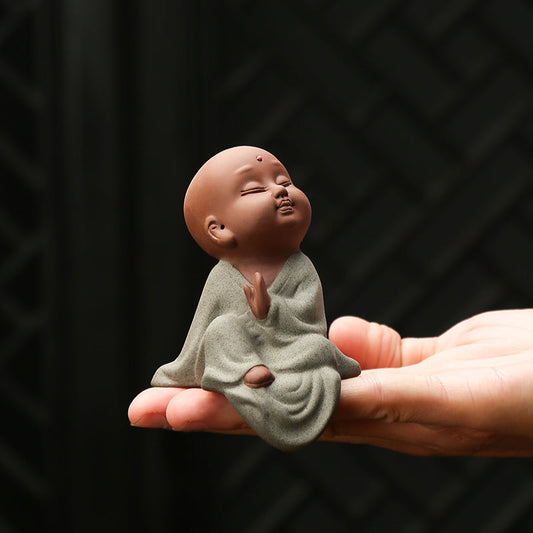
[{"xmin": 273, "ymin": 184, "xmax": 288, "ymax": 197}]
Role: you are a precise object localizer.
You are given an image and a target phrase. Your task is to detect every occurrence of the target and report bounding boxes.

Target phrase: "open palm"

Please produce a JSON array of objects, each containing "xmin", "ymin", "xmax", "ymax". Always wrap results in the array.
[{"xmin": 129, "ymin": 309, "xmax": 533, "ymax": 456}]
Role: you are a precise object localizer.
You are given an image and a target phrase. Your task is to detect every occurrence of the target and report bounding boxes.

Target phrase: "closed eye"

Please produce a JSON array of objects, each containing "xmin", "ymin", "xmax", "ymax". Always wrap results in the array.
[
  {"xmin": 241, "ymin": 187, "xmax": 267, "ymax": 196},
  {"xmin": 275, "ymin": 176, "xmax": 292, "ymax": 187}
]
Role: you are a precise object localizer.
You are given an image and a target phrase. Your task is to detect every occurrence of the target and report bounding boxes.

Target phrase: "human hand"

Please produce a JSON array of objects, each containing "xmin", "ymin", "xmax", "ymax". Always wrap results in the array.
[
  {"xmin": 128, "ymin": 309, "xmax": 533, "ymax": 457},
  {"xmin": 243, "ymin": 271, "xmax": 271, "ymax": 320},
  {"xmin": 324, "ymin": 309, "xmax": 533, "ymax": 456}
]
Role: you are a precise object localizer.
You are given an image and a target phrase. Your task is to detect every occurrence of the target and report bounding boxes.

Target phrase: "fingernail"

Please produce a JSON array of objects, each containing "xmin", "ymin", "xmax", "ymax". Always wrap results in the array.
[
  {"xmin": 174, "ymin": 421, "xmax": 208, "ymax": 432},
  {"xmin": 131, "ymin": 414, "xmax": 169, "ymax": 428}
]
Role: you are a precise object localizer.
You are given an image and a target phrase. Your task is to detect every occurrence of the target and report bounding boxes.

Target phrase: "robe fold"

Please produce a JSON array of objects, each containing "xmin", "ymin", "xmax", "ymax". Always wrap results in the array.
[{"xmin": 152, "ymin": 251, "xmax": 360, "ymax": 450}]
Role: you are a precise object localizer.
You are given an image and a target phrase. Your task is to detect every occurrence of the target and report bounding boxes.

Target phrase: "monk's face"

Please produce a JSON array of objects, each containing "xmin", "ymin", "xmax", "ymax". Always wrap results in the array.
[{"xmin": 186, "ymin": 147, "xmax": 312, "ymax": 259}]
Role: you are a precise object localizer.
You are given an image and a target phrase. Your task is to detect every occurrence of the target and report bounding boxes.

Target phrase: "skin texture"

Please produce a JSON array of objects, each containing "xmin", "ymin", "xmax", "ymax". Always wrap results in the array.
[
  {"xmin": 185, "ymin": 146, "xmax": 311, "ymax": 322},
  {"xmin": 243, "ymin": 272, "xmax": 271, "ymax": 320},
  {"xmin": 129, "ymin": 309, "xmax": 533, "ymax": 456},
  {"xmin": 184, "ymin": 146, "xmax": 311, "ymax": 288}
]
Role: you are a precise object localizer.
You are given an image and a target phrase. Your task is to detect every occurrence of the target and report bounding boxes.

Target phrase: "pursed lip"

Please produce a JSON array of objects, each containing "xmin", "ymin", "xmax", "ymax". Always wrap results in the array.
[{"xmin": 277, "ymin": 198, "xmax": 294, "ymax": 210}]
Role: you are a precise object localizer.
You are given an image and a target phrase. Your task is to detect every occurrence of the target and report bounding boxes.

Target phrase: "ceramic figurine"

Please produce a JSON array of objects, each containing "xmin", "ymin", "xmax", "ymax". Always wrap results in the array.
[{"xmin": 151, "ymin": 146, "xmax": 360, "ymax": 450}]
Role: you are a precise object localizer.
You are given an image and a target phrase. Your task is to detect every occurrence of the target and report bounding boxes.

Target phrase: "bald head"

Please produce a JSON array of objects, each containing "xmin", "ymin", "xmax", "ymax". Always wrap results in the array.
[
  {"xmin": 184, "ymin": 146, "xmax": 311, "ymax": 260},
  {"xmin": 184, "ymin": 147, "xmax": 268, "ymax": 255}
]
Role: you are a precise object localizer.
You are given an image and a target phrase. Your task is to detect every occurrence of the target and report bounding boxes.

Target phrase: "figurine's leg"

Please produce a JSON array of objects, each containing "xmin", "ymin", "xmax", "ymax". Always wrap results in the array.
[{"xmin": 201, "ymin": 313, "xmax": 274, "ymax": 389}]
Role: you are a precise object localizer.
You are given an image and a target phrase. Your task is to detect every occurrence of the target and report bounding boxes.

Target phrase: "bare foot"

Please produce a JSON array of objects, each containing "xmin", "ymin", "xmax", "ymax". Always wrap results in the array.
[{"xmin": 244, "ymin": 365, "xmax": 275, "ymax": 389}]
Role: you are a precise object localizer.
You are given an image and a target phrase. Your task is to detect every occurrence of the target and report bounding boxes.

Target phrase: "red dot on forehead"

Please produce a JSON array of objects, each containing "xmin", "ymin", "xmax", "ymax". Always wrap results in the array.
[{"xmin": 256, "ymin": 155, "xmax": 263, "ymax": 161}]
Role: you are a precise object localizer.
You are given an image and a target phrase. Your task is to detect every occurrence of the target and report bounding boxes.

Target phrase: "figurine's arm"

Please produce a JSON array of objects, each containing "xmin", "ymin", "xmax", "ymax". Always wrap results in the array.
[
  {"xmin": 282, "ymin": 256, "xmax": 328, "ymax": 331},
  {"xmin": 243, "ymin": 272, "xmax": 271, "ymax": 320},
  {"xmin": 151, "ymin": 262, "xmax": 239, "ymax": 387}
]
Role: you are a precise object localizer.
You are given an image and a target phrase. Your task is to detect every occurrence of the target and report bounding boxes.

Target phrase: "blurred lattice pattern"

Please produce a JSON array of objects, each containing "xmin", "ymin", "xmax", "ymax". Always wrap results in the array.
[
  {"xmin": 207, "ymin": 0, "xmax": 533, "ymax": 335},
  {"xmin": 3, "ymin": 0, "xmax": 533, "ymax": 531},
  {"xmin": 183, "ymin": 1, "xmax": 533, "ymax": 531},
  {"xmin": 0, "ymin": 0, "xmax": 51, "ymax": 530},
  {"xmin": 191, "ymin": 436, "xmax": 533, "ymax": 533}
]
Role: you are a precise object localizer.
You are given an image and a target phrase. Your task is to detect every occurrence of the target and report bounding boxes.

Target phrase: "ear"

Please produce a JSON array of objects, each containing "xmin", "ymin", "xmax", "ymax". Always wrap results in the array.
[{"xmin": 205, "ymin": 216, "xmax": 236, "ymax": 248}]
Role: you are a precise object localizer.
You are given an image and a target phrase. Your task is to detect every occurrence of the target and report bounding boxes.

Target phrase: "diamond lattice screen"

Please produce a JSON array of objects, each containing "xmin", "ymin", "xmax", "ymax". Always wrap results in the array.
[
  {"xmin": 175, "ymin": 1, "xmax": 533, "ymax": 532},
  {"xmin": 3, "ymin": 1, "xmax": 533, "ymax": 531},
  {"xmin": 0, "ymin": 1, "xmax": 52, "ymax": 531},
  {"xmin": 203, "ymin": 0, "xmax": 533, "ymax": 333}
]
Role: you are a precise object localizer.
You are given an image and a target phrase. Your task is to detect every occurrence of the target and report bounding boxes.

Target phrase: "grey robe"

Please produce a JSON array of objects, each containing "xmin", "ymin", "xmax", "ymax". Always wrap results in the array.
[{"xmin": 152, "ymin": 252, "xmax": 360, "ymax": 450}]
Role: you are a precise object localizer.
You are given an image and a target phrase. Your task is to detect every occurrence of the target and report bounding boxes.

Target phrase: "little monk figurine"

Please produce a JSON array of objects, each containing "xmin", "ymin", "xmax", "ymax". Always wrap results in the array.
[{"xmin": 151, "ymin": 146, "xmax": 361, "ymax": 450}]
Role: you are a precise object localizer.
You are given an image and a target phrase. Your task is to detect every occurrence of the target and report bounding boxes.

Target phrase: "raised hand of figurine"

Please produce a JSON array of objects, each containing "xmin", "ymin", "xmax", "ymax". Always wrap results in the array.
[
  {"xmin": 243, "ymin": 271, "xmax": 271, "ymax": 320},
  {"xmin": 128, "ymin": 309, "xmax": 533, "ymax": 457}
]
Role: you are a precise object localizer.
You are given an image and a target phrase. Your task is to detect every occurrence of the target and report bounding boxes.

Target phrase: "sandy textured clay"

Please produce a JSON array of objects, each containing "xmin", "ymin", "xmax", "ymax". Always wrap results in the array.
[
  {"xmin": 152, "ymin": 252, "xmax": 360, "ymax": 450},
  {"xmin": 151, "ymin": 146, "xmax": 360, "ymax": 450}
]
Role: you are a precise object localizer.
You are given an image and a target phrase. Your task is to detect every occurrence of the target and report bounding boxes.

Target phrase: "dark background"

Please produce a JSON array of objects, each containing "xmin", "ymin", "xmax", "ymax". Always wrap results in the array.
[{"xmin": 2, "ymin": 0, "xmax": 533, "ymax": 531}]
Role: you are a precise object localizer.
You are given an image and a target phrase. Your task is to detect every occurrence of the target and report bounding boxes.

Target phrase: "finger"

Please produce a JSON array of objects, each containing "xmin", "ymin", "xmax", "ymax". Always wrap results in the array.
[
  {"xmin": 329, "ymin": 316, "xmax": 401, "ymax": 368},
  {"xmin": 321, "ymin": 420, "xmax": 441, "ymax": 455},
  {"xmin": 254, "ymin": 271, "xmax": 264, "ymax": 289},
  {"xmin": 243, "ymin": 284, "xmax": 255, "ymax": 309},
  {"xmin": 252, "ymin": 271, "xmax": 270, "ymax": 319},
  {"xmin": 165, "ymin": 387, "xmax": 252, "ymax": 434},
  {"xmin": 128, "ymin": 387, "xmax": 184, "ymax": 428},
  {"xmin": 243, "ymin": 283, "xmax": 253, "ymax": 300},
  {"xmin": 255, "ymin": 271, "xmax": 268, "ymax": 299},
  {"xmin": 324, "ymin": 418, "xmax": 533, "ymax": 457},
  {"xmin": 334, "ymin": 369, "xmax": 460, "ymax": 427},
  {"xmin": 322, "ymin": 419, "xmax": 492, "ymax": 456},
  {"xmin": 329, "ymin": 316, "xmax": 437, "ymax": 368}
]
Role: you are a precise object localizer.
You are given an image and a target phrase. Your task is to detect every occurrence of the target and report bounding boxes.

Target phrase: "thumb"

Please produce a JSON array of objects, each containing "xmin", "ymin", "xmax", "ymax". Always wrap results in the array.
[{"xmin": 329, "ymin": 316, "xmax": 437, "ymax": 369}]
